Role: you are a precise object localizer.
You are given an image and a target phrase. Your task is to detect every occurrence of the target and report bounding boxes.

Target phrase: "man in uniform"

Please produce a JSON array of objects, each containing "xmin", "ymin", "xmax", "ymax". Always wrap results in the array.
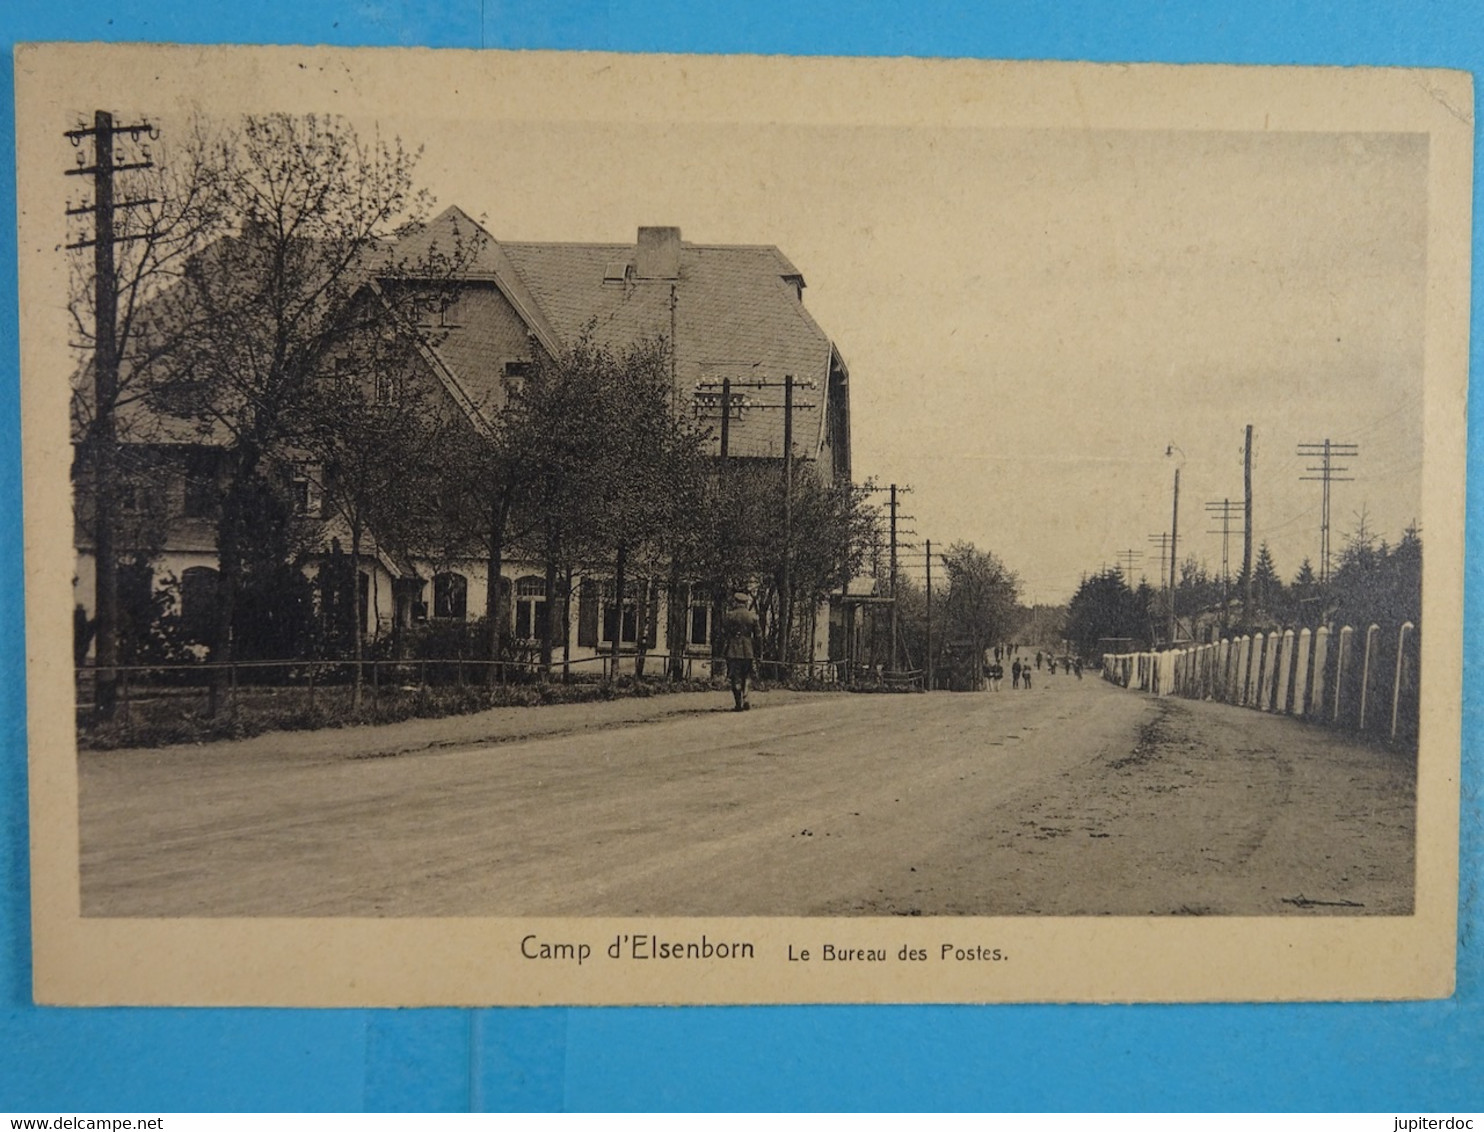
[{"xmin": 721, "ymin": 591, "xmax": 762, "ymax": 711}]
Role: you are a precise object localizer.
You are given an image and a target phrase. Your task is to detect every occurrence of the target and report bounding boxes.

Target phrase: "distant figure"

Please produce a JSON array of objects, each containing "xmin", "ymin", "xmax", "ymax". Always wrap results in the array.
[
  {"xmin": 1074, "ymin": 658, "xmax": 1083, "ymax": 679},
  {"xmin": 989, "ymin": 662, "xmax": 1003, "ymax": 691},
  {"xmin": 1011, "ymin": 659, "xmax": 1022, "ymax": 690},
  {"xmin": 1023, "ymin": 665, "xmax": 1032, "ymax": 690},
  {"xmin": 1035, "ymin": 651, "xmax": 1043, "ymax": 670},
  {"xmin": 721, "ymin": 591, "xmax": 762, "ymax": 711},
  {"xmin": 1048, "ymin": 656, "xmax": 1057, "ymax": 676}
]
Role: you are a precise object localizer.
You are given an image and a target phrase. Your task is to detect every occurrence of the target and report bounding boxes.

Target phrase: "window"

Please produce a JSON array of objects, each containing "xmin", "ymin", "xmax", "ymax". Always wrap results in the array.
[
  {"xmin": 373, "ymin": 370, "xmax": 400, "ymax": 406},
  {"xmin": 289, "ymin": 475, "xmax": 311, "ymax": 516},
  {"xmin": 502, "ymin": 360, "xmax": 532, "ymax": 379},
  {"xmin": 514, "ymin": 575, "xmax": 549, "ymax": 641},
  {"xmin": 183, "ymin": 449, "xmax": 219, "ymax": 519},
  {"xmin": 601, "ymin": 581, "xmax": 638, "ymax": 646},
  {"xmin": 598, "ymin": 580, "xmax": 657, "ymax": 648},
  {"xmin": 179, "ymin": 566, "xmax": 219, "ymax": 645},
  {"xmin": 417, "ymin": 292, "xmax": 462, "ymax": 328},
  {"xmin": 689, "ymin": 599, "xmax": 712, "ymax": 648},
  {"xmin": 432, "ymin": 572, "xmax": 468, "ymax": 620},
  {"xmin": 320, "ymin": 463, "xmax": 338, "ymax": 519}
]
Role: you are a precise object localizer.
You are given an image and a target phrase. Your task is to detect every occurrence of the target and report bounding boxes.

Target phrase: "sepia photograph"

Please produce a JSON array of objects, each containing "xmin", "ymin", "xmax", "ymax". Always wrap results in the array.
[{"xmin": 16, "ymin": 45, "xmax": 1470, "ymax": 1004}]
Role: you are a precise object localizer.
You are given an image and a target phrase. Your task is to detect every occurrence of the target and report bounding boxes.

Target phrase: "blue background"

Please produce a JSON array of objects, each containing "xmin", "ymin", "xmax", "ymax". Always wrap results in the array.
[{"xmin": 2, "ymin": 0, "xmax": 1481, "ymax": 1112}]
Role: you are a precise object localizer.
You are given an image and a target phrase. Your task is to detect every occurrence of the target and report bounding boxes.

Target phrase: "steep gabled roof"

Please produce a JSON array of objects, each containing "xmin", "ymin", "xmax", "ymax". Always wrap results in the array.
[
  {"xmin": 497, "ymin": 236, "xmax": 834, "ymax": 459},
  {"xmin": 388, "ymin": 206, "xmax": 562, "ymax": 355}
]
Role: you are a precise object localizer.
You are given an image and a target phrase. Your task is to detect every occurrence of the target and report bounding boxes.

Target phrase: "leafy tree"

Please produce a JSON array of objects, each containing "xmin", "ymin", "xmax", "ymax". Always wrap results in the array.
[
  {"xmin": 145, "ymin": 113, "xmax": 457, "ymax": 705},
  {"xmin": 296, "ymin": 312, "xmax": 454, "ymax": 704},
  {"xmin": 939, "ymin": 542, "xmax": 1021, "ymax": 668}
]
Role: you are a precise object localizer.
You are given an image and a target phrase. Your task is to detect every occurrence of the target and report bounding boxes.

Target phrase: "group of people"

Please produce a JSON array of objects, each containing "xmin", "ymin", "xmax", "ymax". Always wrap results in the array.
[
  {"xmin": 720, "ymin": 596, "xmax": 1091, "ymax": 710},
  {"xmin": 986, "ymin": 647, "xmax": 1082, "ymax": 691}
]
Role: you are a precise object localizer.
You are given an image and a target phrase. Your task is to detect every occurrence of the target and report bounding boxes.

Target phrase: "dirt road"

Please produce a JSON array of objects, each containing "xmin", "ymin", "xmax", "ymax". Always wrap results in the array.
[{"xmin": 78, "ymin": 677, "xmax": 1415, "ymax": 917}]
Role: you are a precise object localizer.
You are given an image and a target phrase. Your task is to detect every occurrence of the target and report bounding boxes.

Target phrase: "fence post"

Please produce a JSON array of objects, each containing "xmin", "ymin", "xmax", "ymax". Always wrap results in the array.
[
  {"xmin": 1309, "ymin": 627, "xmax": 1328, "ymax": 721},
  {"xmin": 229, "ymin": 661, "xmax": 239, "ymax": 724},
  {"xmin": 1358, "ymin": 623, "xmax": 1380, "ymax": 731},
  {"xmin": 119, "ymin": 666, "xmax": 130, "ymax": 724},
  {"xmin": 307, "ymin": 662, "xmax": 316, "ymax": 712},
  {"xmin": 1333, "ymin": 625, "xmax": 1353, "ymax": 723},
  {"xmin": 1276, "ymin": 629, "xmax": 1295, "ymax": 714},
  {"xmin": 1293, "ymin": 628, "xmax": 1312, "ymax": 717},
  {"xmin": 1253, "ymin": 633, "xmax": 1270, "ymax": 710},
  {"xmin": 1391, "ymin": 621, "xmax": 1415, "ymax": 741},
  {"xmin": 1235, "ymin": 636, "xmax": 1250, "ymax": 705}
]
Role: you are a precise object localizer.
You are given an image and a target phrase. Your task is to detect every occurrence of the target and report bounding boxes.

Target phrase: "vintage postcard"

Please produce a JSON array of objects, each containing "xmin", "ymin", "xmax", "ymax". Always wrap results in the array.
[{"xmin": 16, "ymin": 44, "xmax": 1470, "ymax": 1005}]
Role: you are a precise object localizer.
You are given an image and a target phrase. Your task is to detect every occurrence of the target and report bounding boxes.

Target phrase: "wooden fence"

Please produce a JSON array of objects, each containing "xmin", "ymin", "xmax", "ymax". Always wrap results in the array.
[{"xmin": 1101, "ymin": 621, "xmax": 1419, "ymax": 745}]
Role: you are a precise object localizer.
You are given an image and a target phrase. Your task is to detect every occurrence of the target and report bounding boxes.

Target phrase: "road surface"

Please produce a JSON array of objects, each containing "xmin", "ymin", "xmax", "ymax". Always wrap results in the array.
[{"xmin": 78, "ymin": 676, "xmax": 1415, "ymax": 917}]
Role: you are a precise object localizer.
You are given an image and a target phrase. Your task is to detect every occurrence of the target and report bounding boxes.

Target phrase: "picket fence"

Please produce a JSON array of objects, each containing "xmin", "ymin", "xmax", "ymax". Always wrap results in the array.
[{"xmin": 1101, "ymin": 621, "xmax": 1420, "ymax": 745}]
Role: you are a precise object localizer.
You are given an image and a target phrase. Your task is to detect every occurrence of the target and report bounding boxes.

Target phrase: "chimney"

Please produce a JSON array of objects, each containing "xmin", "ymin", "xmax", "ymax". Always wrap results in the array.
[{"xmin": 635, "ymin": 226, "xmax": 681, "ymax": 279}]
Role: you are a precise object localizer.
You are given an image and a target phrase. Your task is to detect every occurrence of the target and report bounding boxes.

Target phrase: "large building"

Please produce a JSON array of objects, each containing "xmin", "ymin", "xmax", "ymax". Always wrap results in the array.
[{"xmin": 74, "ymin": 207, "xmax": 855, "ymax": 673}]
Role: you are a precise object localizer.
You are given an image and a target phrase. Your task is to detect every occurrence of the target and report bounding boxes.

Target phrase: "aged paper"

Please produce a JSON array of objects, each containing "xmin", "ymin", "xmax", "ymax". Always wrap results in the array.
[{"xmin": 17, "ymin": 44, "xmax": 1470, "ymax": 1004}]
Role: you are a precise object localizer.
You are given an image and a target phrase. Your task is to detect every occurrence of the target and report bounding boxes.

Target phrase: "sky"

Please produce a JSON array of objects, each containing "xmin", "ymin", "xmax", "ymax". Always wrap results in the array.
[{"xmin": 396, "ymin": 118, "xmax": 1426, "ymax": 604}]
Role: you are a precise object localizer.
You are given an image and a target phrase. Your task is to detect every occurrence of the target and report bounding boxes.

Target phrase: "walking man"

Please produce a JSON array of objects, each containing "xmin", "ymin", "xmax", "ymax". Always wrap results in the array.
[
  {"xmin": 1011, "ymin": 659, "xmax": 1022, "ymax": 690},
  {"xmin": 721, "ymin": 591, "xmax": 762, "ymax": 711}
]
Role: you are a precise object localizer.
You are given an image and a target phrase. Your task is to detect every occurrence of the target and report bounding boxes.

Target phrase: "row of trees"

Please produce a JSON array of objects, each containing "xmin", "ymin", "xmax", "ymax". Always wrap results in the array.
[
  {"xmin": 888, "ymin": 543, "xmax": 1022, "ymax": 683},
  {"xmin": 72, "ymin": 112, "xmax": 880, "ymax": 713},
  {"xmin": 1063, "ymin": 522, "xmax": 1423, "ymax": 660}
]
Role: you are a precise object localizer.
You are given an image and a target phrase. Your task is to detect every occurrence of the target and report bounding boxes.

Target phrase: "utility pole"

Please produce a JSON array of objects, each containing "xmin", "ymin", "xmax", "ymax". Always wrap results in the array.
[
  {"xmin": 692, "ymin": 371, "xmax": 816, "ymax": 666},
  {"xmin": 925, "ymin": 537, "xmax": 933, "ymax": 691},
  {"xmin": 1205, "ymin": 498, "xmax": 1242, "ymax": 630},
  {"xmin": 1242, "ymin": 425, "xmax": 1254, "ymax": 630},
  {"xmin": 1165, "ymin": 446, "xmax": 1182, "ymax": 647},
  {"xmin": 718, "ymin": 377, "xmax": 731, "ymax": 462},
  {"xmin": 1147, "ymin": 533, "xmax": 1172, "ymax": 592},
  {"xmin": 889, "ymin": 483, "xmax": 898, "ymax": 674},
  {"xmin": 1117, "ymin": 548, "xmax": 1143, "ymax": 583},
  {"xmin": 66, "ymin": 110, "xmax": 154, "ymax": 720},
  {"xmin": 1298, "ymin": 438, "xmax": 1357, "ymax": 584},
  {"xmin": 781, "ymin": 374, "xmax": 794, "ymax": 671}
]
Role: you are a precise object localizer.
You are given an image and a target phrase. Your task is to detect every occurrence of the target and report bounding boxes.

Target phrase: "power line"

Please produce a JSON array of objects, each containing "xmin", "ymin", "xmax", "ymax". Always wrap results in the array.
[
  {"xmin": 1116, "ymin": 547, "xmax": 1143, "ymax": 582},
  {"xmin": 1205, "ymin": 498, "xmax": 1243, "ymax": 630},
  {"xmin": 1147, "ymin": 532, "xmax": 1172, "ymax": 591},
  {"xmin": 1298, "ymin": 439, "xmax": 1358, "ymax": 584}
]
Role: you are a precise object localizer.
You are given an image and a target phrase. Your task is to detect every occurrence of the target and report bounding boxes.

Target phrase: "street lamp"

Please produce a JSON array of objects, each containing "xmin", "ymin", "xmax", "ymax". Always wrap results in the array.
[{"xmin": 1165, "ymin": 443, "xmax": 1185, "ymax": 646}]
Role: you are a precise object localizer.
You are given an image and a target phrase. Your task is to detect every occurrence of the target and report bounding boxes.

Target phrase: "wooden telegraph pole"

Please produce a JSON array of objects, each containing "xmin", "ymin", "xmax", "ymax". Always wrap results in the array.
[
  {"xmin": 1242, "ymin": 425, "xmax": 1254, "ymax": 629},
  {"xmin": 925, "ymin": 538, "xmax": 933, "ymax": 691},
  {"xmin": 66, "ymin": 110, "xmax": 155, "ymax": 719},
  {"xmin": 781, "ymin": 374, "xmax": 794, "ymax": 673}
]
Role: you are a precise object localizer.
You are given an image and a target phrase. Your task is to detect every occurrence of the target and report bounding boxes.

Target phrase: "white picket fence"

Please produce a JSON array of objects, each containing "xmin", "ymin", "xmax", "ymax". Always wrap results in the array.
[{"xmin": 1101, "ymin": 621, "xmax": 1419, "ymax": 743}]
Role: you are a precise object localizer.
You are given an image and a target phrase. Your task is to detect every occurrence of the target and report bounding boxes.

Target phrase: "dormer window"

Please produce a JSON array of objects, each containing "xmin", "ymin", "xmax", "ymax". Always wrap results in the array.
[{"xmin": 416, "ymin": 292, "xmax": 462, "ymax": 328}]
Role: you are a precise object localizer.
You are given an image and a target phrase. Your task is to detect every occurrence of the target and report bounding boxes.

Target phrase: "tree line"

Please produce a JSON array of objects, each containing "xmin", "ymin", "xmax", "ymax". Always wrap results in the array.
[{"xmin": 1062, "ymin": 522, "xmax": 1422, "ymax": 661}]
